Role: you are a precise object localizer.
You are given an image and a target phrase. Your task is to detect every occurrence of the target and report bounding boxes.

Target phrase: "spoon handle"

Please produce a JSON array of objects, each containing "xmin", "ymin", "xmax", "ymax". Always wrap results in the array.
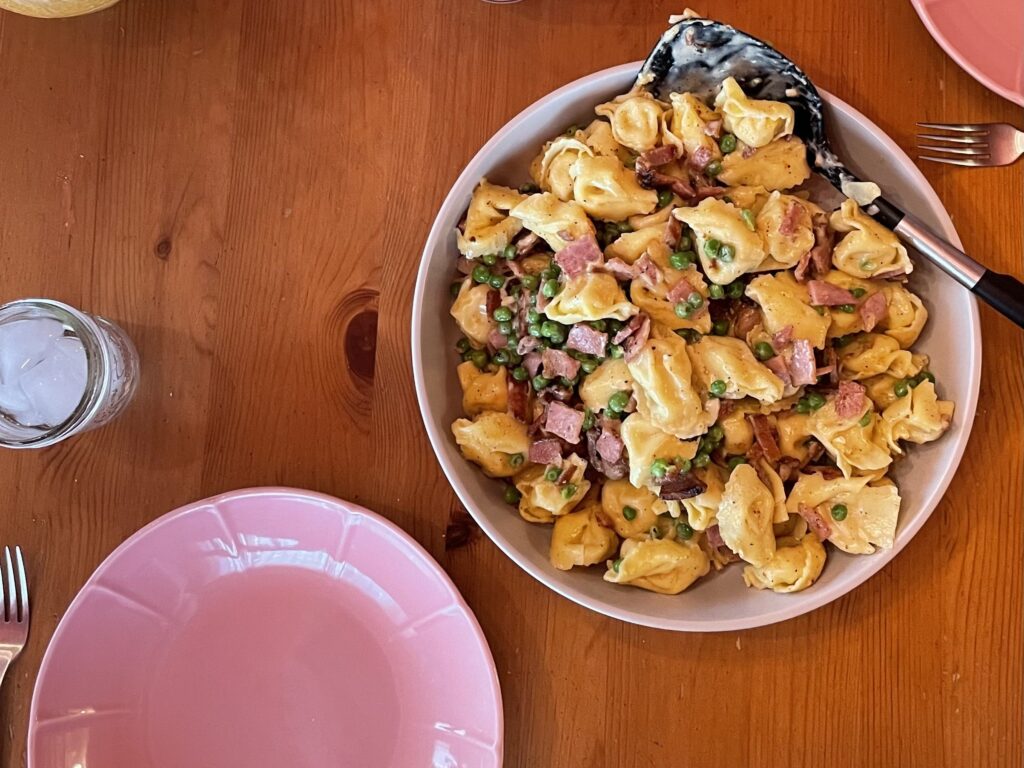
[{"xmin": 890, "ymin": 208, "xmax": 1024, "ymax": 329}]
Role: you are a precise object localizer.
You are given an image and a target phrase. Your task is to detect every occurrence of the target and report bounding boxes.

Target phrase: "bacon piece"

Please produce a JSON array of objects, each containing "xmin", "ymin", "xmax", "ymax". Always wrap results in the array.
[
  {"xmin": 612, "ymin": 314, "xmax": 645, "ymax": 344},
  {"xmin": 732, "ymin": 302, "xmax": 761, "ymax": 338},
  {"xmin": 544, "ymin": 401, "xmax": 585, "ymax": 444},
  {"xmin": 834, "ymin": 380, "xmax": 868, "ymax": 420},
  {"xmin": 635, "ymin": 157, "xmax": 696, "ymax": 198},
  {"xmin": 705, "ymin": 524, "xmax": 726, "ymax": 549},
  {"xmin": 541, "ymin": 348, "xmax": 581, "ymax": 380},
  {"xmin": 517, "ymin": 336, "xmax": 541, "ymax": 355},
  {"xmin": 804, "ymin": 464, "xmax": 843, "ymax": 480},
  {"xmin": 515, "ymin": 231, "xmax": 540, "ymax": 256},
  {"xmin": 659, "ymin": 473, "xmax": 707, "ymax": 500},
  {"xmin": 596, "ymin": 430, "xmax": 624, "ymax": 464},
  {"xmin": 634, "ymin": 254, "xmax": 663, "ymax": 288},
  {"xmin": 523, "ymin": 351, "xmax": 543, "ymax": 378},
  {"xmin": 508, "ymin": 379, "xmax": 531, "ymax": 422},
  {"xmin": 772, "ymin": 325, "xmax": 794, "ymax": 347},
  {"xmin": 664, "ymin": 215, "xmax": 683, "ymax": 249},
  {"xmin": 807, "ymin": 280, "xmax": 856, "ymax": 306},
  {"xmin": 486, "ymin": 289, "xmax": 502, "ymax": 316},
  {"xmin": 556, "ymin": 461, "xmax": 576, "ymax": 485},
  {"xmin": 858, "ymin": 291, "xmax": 888, "ymax": 332},
  {"xmin": 748, "ymin": 414, "xmax": 782, "ymax": 462},
  {"xmin": 554, "ymin": 234, "xmax": 603, "ymax": 278},
  {"xmin": 638, "ymin": 144, "xmax": 679, "ymax": 167},
  {"xmin": 874, "ymin": 268, "xmax": 908, "ymax": 281},
  {"xmin": 788, "ymin": 339, "xmax": 817, "ymax": 386},
  {"xmin": 778, "ymin": 201, "xmax": 802, "ymax": 236},
  {"xmin": 821, "ymin": 345, "xmax": 839, "ymax": 386},
  {"xmin": 689, "ymin": 146, "xmax": 713, "ymax": 170},
  {"xmin": 764, "ymin": 355, "xmax": 792, "ymax": 386},
  {"xmin": 798, "ymin": 503, "xmax": 832, "ymax": 541},
  {"xmin": 586, "ymin": 427, "xmax": 628, "ymax": 480},
  {"xmin": 602, "ymin": 258, "xmax": 636, "ymax": 281},
  {"xmin": 795, "ymin": 214, "xmax": 834, "ymax": 282},
  {"xmin": 487, "ymin": 329, "xmax": 508, "ymax": 350},
  {"xmin": 566, "ymin": 324, "xmax": 607, "ymax": 357},
  {"xmin": 506, "ymin": 259, "xmax": 524, "ymax": 279},
  {"xmin": 703, "ymin": 118, "xmax": 723, "ymax": 138},
  {"xmin": 622, "ymin": 315, "xmax": 651, "ymax": 362}
]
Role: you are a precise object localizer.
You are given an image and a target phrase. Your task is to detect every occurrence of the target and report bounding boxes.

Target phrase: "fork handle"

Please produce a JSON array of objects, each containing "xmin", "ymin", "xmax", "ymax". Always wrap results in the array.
[{"xmin": 890, "ymin": 209, "xmax": 1024, "ymax": 329}]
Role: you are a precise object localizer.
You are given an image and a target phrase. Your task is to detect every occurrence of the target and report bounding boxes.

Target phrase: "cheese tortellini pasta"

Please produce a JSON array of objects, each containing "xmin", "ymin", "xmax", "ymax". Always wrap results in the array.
[
  {"xmin": 674, "ymin": 198, "xmax": 767, "ymax": 285},
  {"xmin": 745, "ymin": 271, "xmax": 831, "ymax": 348},
  {"xmin": 456, "ymin": 180, "xmax": 526, "ymax": 259},
  {"xmin": 550, "ymin": 505, "xmax": 619, "ymax": 570},
  {"xmin": 510, "ymin": 192, "xmax": 595, "ymax": 251},
  {"xmin": 603, "ymin": 537, "xmax": 710, "ymax": 595},
  {"xmin": 451, "ymin": 411, "xmax": 530, "ymax": 478},
  {"xmin": 830, "ymin": 199, "xmax": 913, "ymax": 278},
  {"xmin": 596, "ymin": 91, "xmax": 665, "ymax": 153},
  {"xmin": 713, "ymin": 77, "xmax": 795, "ymax": 149},
  {"xmin": 787, "ymin": 472, "xmax": 901, "ymax": 554},
  {"xmin": 686, "ymin": 336, "xmax": 785, "ymax": 403},
  {"xmin": 572, "ymin": 155, "xmax": 658, "ymax": 221},
  {"xmin": 543, "ymin": 273, "xmax": 637, "ymax": 323}
]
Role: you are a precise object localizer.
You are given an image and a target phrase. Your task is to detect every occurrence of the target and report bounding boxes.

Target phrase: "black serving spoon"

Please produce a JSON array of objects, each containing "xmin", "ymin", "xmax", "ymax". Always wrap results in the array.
[{"xmin": 637, "ymin": 16, "xmax": 1024, "ymax": 329}]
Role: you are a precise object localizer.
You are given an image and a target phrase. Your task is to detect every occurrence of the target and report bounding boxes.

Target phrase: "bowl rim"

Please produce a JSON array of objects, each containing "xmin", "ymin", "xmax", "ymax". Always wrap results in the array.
[{"xmin": 412, "ymin": 61, "xmax": 981, "ymax": 632}]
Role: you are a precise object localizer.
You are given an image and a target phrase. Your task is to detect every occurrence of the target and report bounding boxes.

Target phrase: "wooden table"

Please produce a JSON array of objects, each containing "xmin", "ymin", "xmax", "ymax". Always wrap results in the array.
[{"xmin": 0, "ymin": 1, "xmax": 1021, "ymax": 765}]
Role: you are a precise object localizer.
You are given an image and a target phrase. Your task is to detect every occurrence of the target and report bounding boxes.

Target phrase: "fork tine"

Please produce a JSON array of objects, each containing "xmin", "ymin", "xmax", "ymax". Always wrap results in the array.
[
  {"xmin": 917, "ymin": 145, "xmax": 990, "ymax": 156},
  {"xmin": 919, "ymin": 155, "xmax": 988, "ymax": 167},
  {"xmin": 3, "ymin": 548, "xmax": 13, "ymax": 623},
  {"xmin": 916, "ymin": 133, "xmax": 987, "ymax": 145},
  {"xmin": 916, "ymin": 122, "xmax": 990, "ymax": 133},
  {"xmin": 15, "ymin": 547, "xmax": 27, "ymax": 623}
]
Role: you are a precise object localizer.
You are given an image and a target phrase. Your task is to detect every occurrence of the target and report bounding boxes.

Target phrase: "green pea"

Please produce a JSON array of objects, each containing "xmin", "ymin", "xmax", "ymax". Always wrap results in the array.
[
  {"xmin": 860, "ymin": 259, "xmax": 877, "ymax": 272},
  {"xmin": 456, "ymin": 338, "xmax": 471, "ymax": 353},
  {"xmin": 607, "ymin": 390, "xmax": 631, "ymax": 413},
  {"xmin": 894, "ymin": 379, "xmax": 909, "ymax": 398},
  {"xmin": 754, "ymin": 341, "xmax": 774, "ymax": 361},
  {"xmin": 541, "ymin": 279, "xmax": 560, "ymax": 298},
  {"xmin": 472, "ymin": 264, "xmax": 491, "ymax": 283},
  {"xmin": 509, "ymin": 452, "xmax": 524, "ymax": 468},
  {"xmin": 708, "ymin": 284, "xmax": 726, "ymax": 300},
  {"xmin": 676, "ymin": 458, "xmax": 692, "ymax": 473},
  {"xmin": 502, "ymin": 244, "xmax": 518, "ymax": 260},
  {"xmin": 741, "ymin": 208, "xmax": 756, "ymax": 231},
  {"xmin": 511, "ymin": 365, "xmax": 529, "ymax": 381},
  {"xmin": 521, "ymin": 274, "xmax": 539, "ymax": 291},
  {"xmin": 727, "ymin": 455, "xmax": 747, "ymax": 470},
  {"xmin": 669, "ymin": 250, "xmax": 694, "ymax": 270},
  {"xmin": 850, "ymin": 287, "xmax": 867, "ymax": 299},
  {"xmin": 676, "ymin": 521, "xmax": 695, "ymax": 540},
  {"xmin": 493, "ymin": 306, "xmax": 513, "ymax": 322},
  {"xmin": 492, "ymin": 350, "xmax": 510, "ymax": 365},
  {"xmin": 538, "ymin": 321, "xmax": 558, "ymax": 339},
  {"xmin": 612, "ymin": 558, "xmax": 623, "ymax": 573},
  {"xmin": 678, "ymin": 235, "xmax": 692, "ymax": 251},
  {"xmin": 657, "ymin": 189, "xmax": 674, "ymax": 208},
  {"xmin": 727, "ymin": 281, "xmax": 745, "ymax": 299},
  {"xmin": 837, "ymin": 303, "xmax": 856, "ymax": 313},
  {"xmin": 544, "ymin": 466, "xmax": 560, "ymax": 482},
  {"xmin": 718, "ymin": 243, "xmax": 735, "ymax": 263},
  {"xmin": 806, "ymin": 392, "xmax": 826, "ymax": 410},
  {"xmin": 709, "ymin": 379, "xmax": 727, "ymax": 397},
  {"xmin": 525, "ymin": 308, "xmax": 541, "ymax": 324},
  {"xmin": 831, "ymin": 503, "xmax": 848, "ymax": 521},
  {"xmin": 858, "ymin": 411, "xmax": 872, "ymax": 427},
  {"xmin": 548, "ymin": 328, "xmax": 566, "ymax": 345},
  {"xmin": 581, "ymin": 408, "xmax": 595, "ymax": 431},
  {"xmin": 518, "ymin": 182, "xmax": 540, "ymax": 194},
  {"xmin": 488, "ymin": 275, "xmax": 505, "ymax": 290},
  {"xmin": 561, "ymin": 484, "xmax": 578, "ymax": 499},
  {"xmin": 509, "ymin": 283, "xmax": 522, "ymax": 297},
  {"xmin": 650, "ymin": 458, "xmax": 669, "ymax": 478},
  {"xmin": 707, "ymin": 425, "xmax": 724, "ymax": 443},
  {"xmin": 712, "ymin": 319, "xmax": 730, "ymax": 336},
  {"xmin": 581, "ymin": 359, "xmax": 598, "ymax": 374},
  {"xmin": 622, "ymin": 505, "xmax": 638, "ymax": 521},
  {"xmin": 676, "ymin": 328, "xmax": 702, "ymax": 343},
  {"xmin": 450, "ymin": 282, "xmax": 462, "ymax": 298},
  {"xmin": 795, "ymin": 398, "xmax": 811, "ymax": 414},
  {"xmin": 674, "ymin": 301, "xmax": 694, "ymax": 319},
  {"xmin": 533, "ymin": 375, "xmax": 551, "ymax": 391},
  {"xmin": 705, "ymin": 159, "xmax": 723, "ymax": 177},
  {"xmin": 687, "ymin": 292, "xmax": 704, "ymax": 309},
  {"xmin": 616, "ymin": 221, "xmax": 633, "ymax": 233},
  {"xmin": 919, "ymin": 370, "xmax": 936, "ymax": 384},
  {"xmin": 527, "ymin": 322, "xmax": 543, "ymax": 337},
  {"xmin": 481, "ymin": 252, "xmax": 498, "ymax": 267},
  {"xmin": 719, "ymin": 133, "xmax": 737, "ymax": 153},
  {"xmin": 704, "ymin": 238, "xmax": 722, "ymax": 258},
  {"xmin": 694, "ymin": 452, "xmax": 710, "ymax": 468},
  {"xmin": 503, "ymin": 485, "xmax": 521, "ymax": 505},
  {"xmin": 559, "ymin": 376, "xmax": 576, "ymax": 388},
  {"xmin": 468, "ymin": 349, "xmax": 488, "ymax": 369},
  {"xmin": 813, "ymin": 305, "xmax": 826, "ymax": 316},
  {"xmin": 497, "ymin": 321, "xmax": 513, "ymax": 336},
  {"xmin": 834, "ymin": 335, "xmax": 855, "ymax": 348},
  {"xmin": 590, "ymin": 319, "xmax": 607, "ymax": 332},
  {"xmin": 609, "ymin": 344, "xmax": 624, "ymax": 359}
]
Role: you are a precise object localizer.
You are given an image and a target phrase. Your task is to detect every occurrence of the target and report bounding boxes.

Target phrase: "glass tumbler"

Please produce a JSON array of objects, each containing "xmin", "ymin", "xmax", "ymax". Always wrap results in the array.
[{"xmin": 0, "ymin": 299, "xmax": 139, "ymax": 449}]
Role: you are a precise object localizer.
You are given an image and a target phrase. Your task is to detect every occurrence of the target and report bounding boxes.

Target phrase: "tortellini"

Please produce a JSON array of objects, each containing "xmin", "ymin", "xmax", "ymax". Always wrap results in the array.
[
  {"xmin": 619, "ymin": 413, "xmax": 699, "ymax": 489},
  {"xmin": 579, "ymin": 358, "xmax": 633, "ymax": 413},
  {"xmin": 745, "ymin": 272, "xmax": 831, "ymax": 349},
  {"xmin": 449, "ymin": 281, "xmax": 495, "ymax": 347},
  {"xmin": 456, "ymin": 180, "xmax": 527, "ymax": 259},
  {"xmin": 718, "ymin": 403, "xmax": 755, "ymax": 455},
  {"xmin": 630, "ymin": 252, "xmax": 713, "ymax": 333},
  {"xmin": 716, "ymin": 463, "xmax": 779, "ymax": 567},
  {"xmin": 549, "ymin": 505, "xmax": 619, "ymax": 570},
  {"xmin": 830, "ymin": 200, "xmax": 913, "ymax": 278},
  {"xmin": 582, "ymin": 119, "xmax": 631, "ymax": 163},
  {"xmin": 717, "ymin": 136, "xmax": 811, "ymax": 190},
  {"xmin": 510, "ymin": 192, "xmax": 595, "ymax": 251},
  {"xmin": 572, "ymin": 155, "xmax": 658, "ymax": 221},
  {"xmin": 663, "ymin": 92, "xmax": 722, "ymax": 161},
  {"xmin": 674, "ymin": 198, "xmax": 766, "ymax": 285},
  {"xmin": 811, "ymin": 399, "xmax": 892, "ymax": 478},
  {"xmin": 756, "ymin": 192, "xmax": 821, "ymax": 268},
  {"xmin": 451, "ymin": 411, "xmax": 530, "ymax": 478},
  {"xmin": 542, "ymin": 273, "xmax": 637, "ymax": 324},
  {"xmin": 680, "ymin": 464, "xmax": 727, "ymax": 531},
  {"xmin": 531, "ymin": 136, "xmax": 592, "ymax": 201},
  {"xmin": 595, "ymin": 91, "xmax": 665, "ymax": 152},
  {"xmin": 603, "ymin": 537, "xmax": 710, "ymax": 595},
  {"xmin": 713, "ymin": 77, "xmax": 795, "ymax": 149},
  {"xmin": 604, "ymin": 224, "xmax": 665, "ymax": 264},
  {"xmin": 787, "ymin": 472, "xmax": 901, "ymax": 554},
  {"xmin": 743, "ymin": 535, "xmax": 826, "ymax": 593},
  {"xmin": 775, "ymin": 411, "xmax": 815, "ymax": 462},
  {"xmin": 456, "ymin": 361, "xmax": 507, "ymax": 416},
  {"xmin": 878, "ymin": 283, "xmax": 928, "ymax": 348},
  {"xmin": 877, "ymin": 380, "xmax": 953, "ymax": 454},
  {"xmin": 515, "ymin": 454, "xmax": 591, "ymax": 523},
  {"xmin": 626, "ymin": 331, "xmax": 717, "ymax": 440},
  {"xmin": 686, "ymin": 336, "xmax": 785, "ymax": 403},
  {"xmin": 601, "ymin": 479, "xmax": 670, "ymax": 538},
  {"xmin": 837, "ymin": 333, "xmax": 924, "ymax": 380}
]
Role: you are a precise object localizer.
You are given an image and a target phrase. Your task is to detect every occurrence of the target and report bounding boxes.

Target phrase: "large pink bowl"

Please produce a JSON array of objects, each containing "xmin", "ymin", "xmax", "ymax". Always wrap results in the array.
[{"xmin": 29, "ymin": 488, "xmax": 503, "ymax": 767}]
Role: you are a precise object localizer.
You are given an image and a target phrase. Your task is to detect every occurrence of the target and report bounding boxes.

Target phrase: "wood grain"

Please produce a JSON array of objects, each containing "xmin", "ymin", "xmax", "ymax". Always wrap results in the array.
[{"xmin": 0, "ymin": 1, "xmax": 1021, "ymax": 766}]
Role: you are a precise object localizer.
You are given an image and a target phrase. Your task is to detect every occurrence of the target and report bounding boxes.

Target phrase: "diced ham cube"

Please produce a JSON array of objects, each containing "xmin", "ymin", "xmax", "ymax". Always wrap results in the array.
[
  {"xmin": 554, "ymin": 234, "xmax": 603, "ymax": 277},
  {"xmin": 566, "ymin": 324, "xmax": 608, "ymax": 357},
  {"xmin": 544, "ymin": 401, "xmax": 585, "ymax": 444}
]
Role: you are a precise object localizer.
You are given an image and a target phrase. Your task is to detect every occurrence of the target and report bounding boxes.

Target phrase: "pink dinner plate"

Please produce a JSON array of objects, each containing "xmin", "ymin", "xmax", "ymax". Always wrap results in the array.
[
  {"xmin": 911, "ymin": 0, "xmax": 1024, "ymax": 106},
  {"xmin": 28, "ymin": 488, "xmax": 503, "ymax": 768}
]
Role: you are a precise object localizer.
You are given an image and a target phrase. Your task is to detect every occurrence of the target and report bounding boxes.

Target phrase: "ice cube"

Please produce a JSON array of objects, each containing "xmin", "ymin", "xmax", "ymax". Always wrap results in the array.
[
  {"xmin": 18, "ymin": 342, "xmax": 88, "ymax": 427},
  {"xmin": 0, "ymin": 380, "xmax": 40, "ymax": 425},
  {"xmin": 0, "ymin": 318, "xmax": 64, "ymax": 385}
]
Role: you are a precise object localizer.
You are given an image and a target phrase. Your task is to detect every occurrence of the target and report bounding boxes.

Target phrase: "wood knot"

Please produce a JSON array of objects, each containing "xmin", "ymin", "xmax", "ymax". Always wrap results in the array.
[
  {"xmin": 344, "ymin": 308, "xmax": 378, "ymax": 382},
  {"xmin": 154, "ymin": 237, "xmax": 172, "ymax": 260}
]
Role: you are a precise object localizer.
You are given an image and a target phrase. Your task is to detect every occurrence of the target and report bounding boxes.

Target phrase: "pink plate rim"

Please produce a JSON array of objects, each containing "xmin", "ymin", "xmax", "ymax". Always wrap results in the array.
[
  {"xmin": 27, "ymin": 486, "xmax": 504, "ymax": 765},
  {"xmin": 911, "ymin": 0, "xmax": 1024, "ymax": 106}
]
